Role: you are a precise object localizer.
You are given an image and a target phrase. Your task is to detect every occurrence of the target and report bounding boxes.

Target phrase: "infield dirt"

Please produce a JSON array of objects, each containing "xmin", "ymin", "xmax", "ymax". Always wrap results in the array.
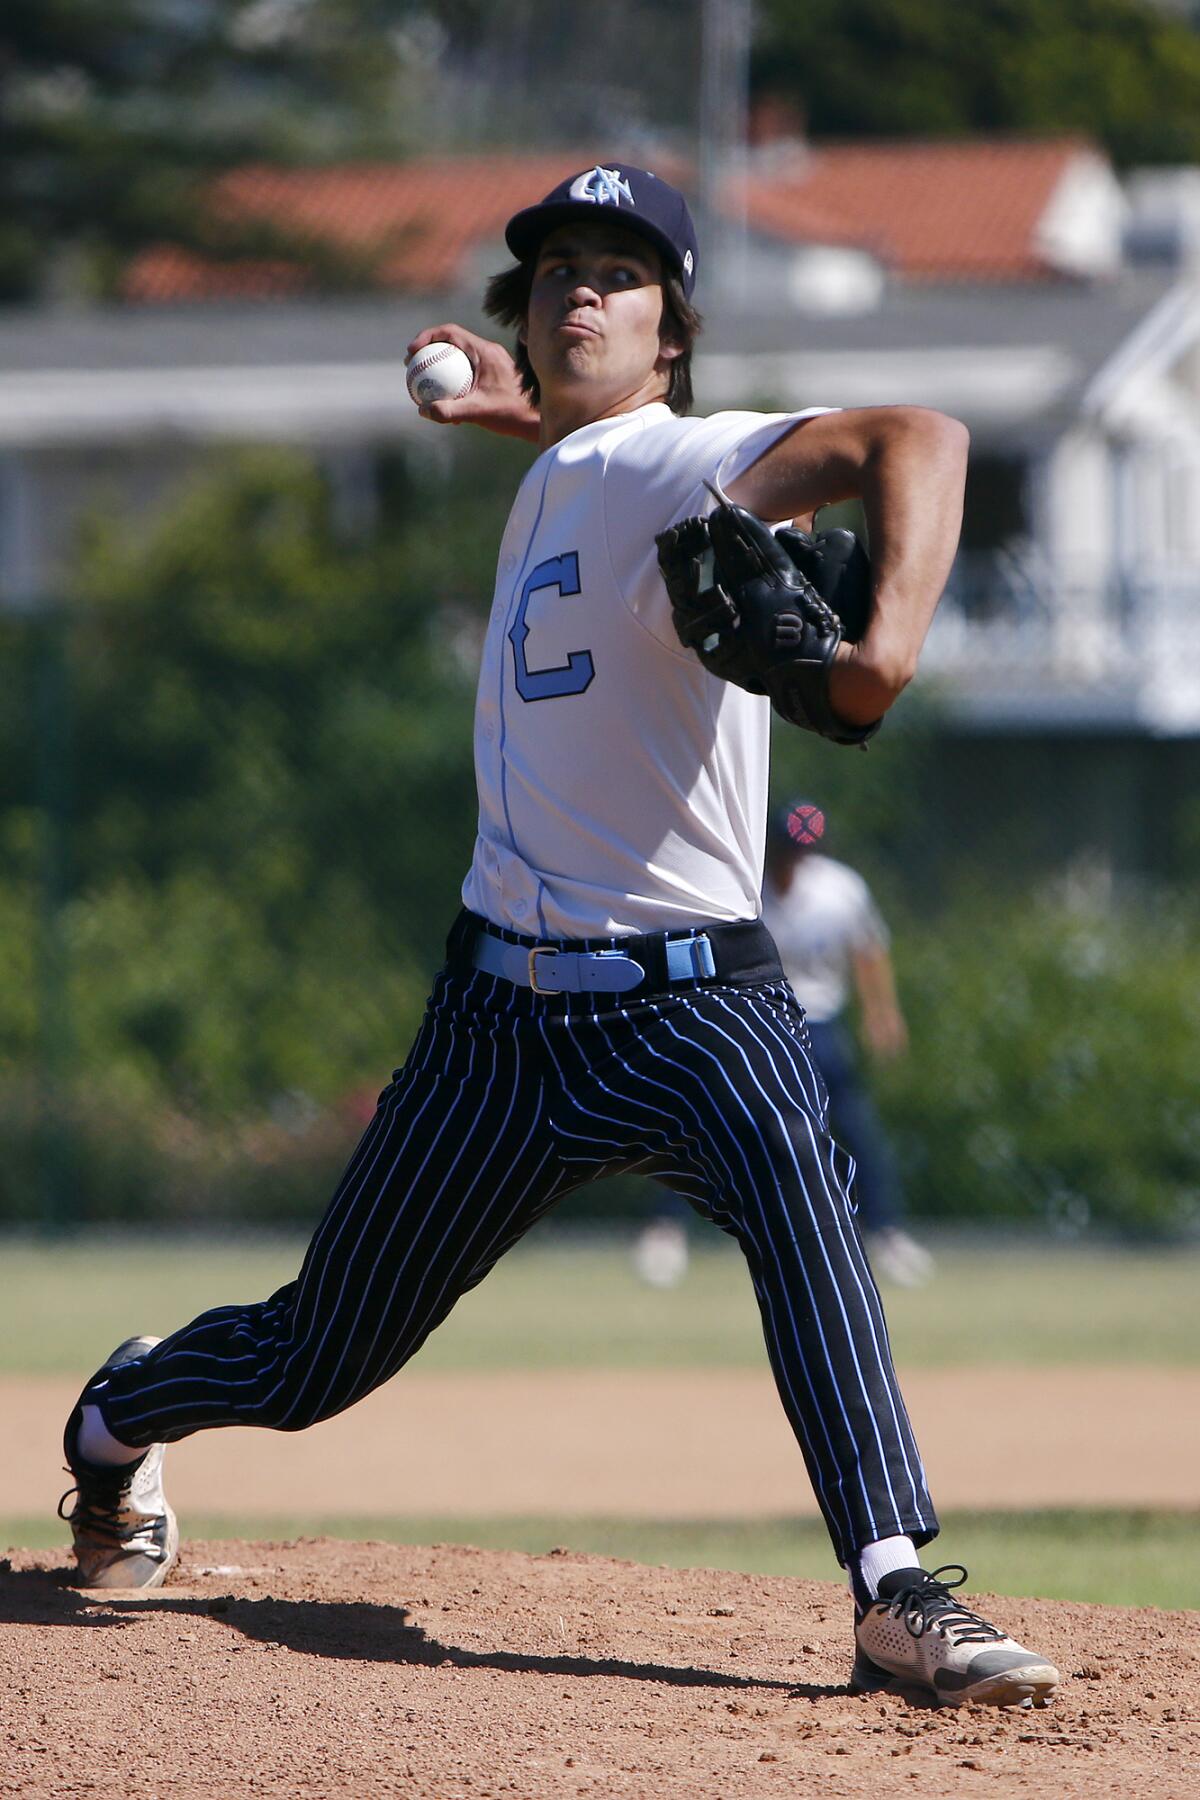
[
  {"xmin": 6, "ymin": 1365, "xmax": 1200, "ymax": 1523},
  {"xmin": 2, "ymin": 1538, "xmax": 1196, "ymax": 1799}
]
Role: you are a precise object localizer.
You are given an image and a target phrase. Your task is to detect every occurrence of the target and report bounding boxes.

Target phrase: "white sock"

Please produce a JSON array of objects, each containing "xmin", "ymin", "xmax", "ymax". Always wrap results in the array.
[
  {"xmin": 857, "ymin": 1535, "xmax": 921, "ymax": 1599},
  {"xmin": 77, "ymin": 1403, "xmax": 143, "ymax": 1468}
]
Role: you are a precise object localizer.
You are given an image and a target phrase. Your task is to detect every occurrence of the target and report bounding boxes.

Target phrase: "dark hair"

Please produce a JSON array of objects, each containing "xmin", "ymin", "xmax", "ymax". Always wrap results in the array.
[{"xmin": 483, "ymin": 257, "xmax": 702, "ymax": 416}]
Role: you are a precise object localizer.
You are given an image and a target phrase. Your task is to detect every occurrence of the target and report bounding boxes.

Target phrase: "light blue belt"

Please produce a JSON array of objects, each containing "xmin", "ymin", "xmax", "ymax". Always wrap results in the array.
[{"xmin": 471, "ymin": 930, "xmax": 717, "ymax": 995}]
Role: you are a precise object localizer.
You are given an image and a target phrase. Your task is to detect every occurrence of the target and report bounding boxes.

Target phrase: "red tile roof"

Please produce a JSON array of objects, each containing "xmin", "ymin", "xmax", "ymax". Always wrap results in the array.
[
  {"xmin": 738, "ymin": 137, "xmax": 1096, "ymax": 281},
  {"xmin": 124, "ymin": 243, "xmax": 309, "ymax": 303},
  {"xmin": 123, "ymin": 138, "xmax": 1100, "ymax": 301},
  {"xmin": 124, "ymin": 153, "xmax": 642, "ymax": 302}
]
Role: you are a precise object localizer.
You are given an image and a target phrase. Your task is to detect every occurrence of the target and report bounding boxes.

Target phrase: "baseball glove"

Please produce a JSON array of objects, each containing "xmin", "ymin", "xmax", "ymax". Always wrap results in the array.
[{"xmin": 655, "ymin": 502, "xmax": 880, "ymax": 746}]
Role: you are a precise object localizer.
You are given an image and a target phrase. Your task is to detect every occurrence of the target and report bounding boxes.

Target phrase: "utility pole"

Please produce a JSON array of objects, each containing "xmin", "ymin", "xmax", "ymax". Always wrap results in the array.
[
  {"xmin": 4, "ymin": 446, "xmax": 76, "ymax": 1231},
  {"xmin": 698, "ymin": 0, "xmax": 754, "ymax": 310},
  {"xmin": 33, "ymin": 599, "xmax": 75, "ymax": 1231}
]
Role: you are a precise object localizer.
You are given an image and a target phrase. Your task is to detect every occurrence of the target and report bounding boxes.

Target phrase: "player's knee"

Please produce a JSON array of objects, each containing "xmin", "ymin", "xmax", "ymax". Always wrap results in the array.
[
  {"xmin": 245, "ymin": 1364, "xmax": 347, "ymax": 1433},
  {"xmin": 752, "ymin": 1145, "xmax": 859, "ymax": 1238},
  {"xmin": 247, "ymin": 1391, "xmax": 312, "ymax": 1432}
]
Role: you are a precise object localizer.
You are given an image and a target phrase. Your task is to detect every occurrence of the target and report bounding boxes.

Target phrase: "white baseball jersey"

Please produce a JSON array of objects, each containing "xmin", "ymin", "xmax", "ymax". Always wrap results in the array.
[
  {"xmin": 761, "ymin": 855, "xmax": 889, "ymax": 1022},
  {"xmin": 462, "ymin": 400, "xmax": 832, "ymax": 939}
]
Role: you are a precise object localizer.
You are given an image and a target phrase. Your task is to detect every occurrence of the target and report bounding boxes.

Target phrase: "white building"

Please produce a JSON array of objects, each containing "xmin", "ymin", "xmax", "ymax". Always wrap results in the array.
[{"xmin": 3, "ymin": 139, "xmax": 1200, "ymax": 741}]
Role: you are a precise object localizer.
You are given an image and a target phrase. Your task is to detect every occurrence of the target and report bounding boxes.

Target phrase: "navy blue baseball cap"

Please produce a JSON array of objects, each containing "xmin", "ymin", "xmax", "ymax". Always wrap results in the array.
[{"xmin": 505, "ymin": 163, "xmax": 699, "ymax": 300}]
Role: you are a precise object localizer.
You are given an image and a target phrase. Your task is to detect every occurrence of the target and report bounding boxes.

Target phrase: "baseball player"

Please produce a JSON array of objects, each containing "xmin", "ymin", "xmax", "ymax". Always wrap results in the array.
[
  {"xmin": 762, "ymin": 799, "xmax": 934, "ymax": 1287},
  {"xmin": 59, "ymin": 163, "xmax": 1059, "ymax": 1708}
]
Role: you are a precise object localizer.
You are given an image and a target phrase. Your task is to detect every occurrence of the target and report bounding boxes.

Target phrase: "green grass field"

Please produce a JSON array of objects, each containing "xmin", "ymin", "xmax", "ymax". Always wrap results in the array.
[
  {"xmin": 6, "ymin": 1509, "xmax": 1193, "ymax": 1611},
  {"xmin": 6, "ymin": 1233, "xmax": 1197, "ymax": 1608},
  {"xmin": 3, "ymin": 1233, "xmax": 1197, "ymax": 1376}
]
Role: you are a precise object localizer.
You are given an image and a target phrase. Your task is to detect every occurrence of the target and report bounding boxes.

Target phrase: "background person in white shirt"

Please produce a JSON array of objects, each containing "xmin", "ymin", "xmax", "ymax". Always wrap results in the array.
[{"xmin": 762, "ymin": 799, "xmax": 934, "ymax": 1287}]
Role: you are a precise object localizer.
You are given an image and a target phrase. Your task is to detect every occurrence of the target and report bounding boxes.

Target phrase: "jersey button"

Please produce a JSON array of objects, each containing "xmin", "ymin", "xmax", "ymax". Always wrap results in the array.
[
  {"xmin": 482, "ymin": 722, "xmax": 495, "ymax": 740},
  {"xmin": 511, "ymin": 899, "xmax": 528, "ymax": 917},
  {"xmin": 501, "ymin": 554, "xmax": 516, "ymax": 573}
]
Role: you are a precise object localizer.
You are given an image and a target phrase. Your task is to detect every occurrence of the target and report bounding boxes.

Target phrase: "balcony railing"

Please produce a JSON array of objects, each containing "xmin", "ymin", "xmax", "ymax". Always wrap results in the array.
[{"xmin": 921, "ymin": 546, "xmax": 1200, "ymax": 729}]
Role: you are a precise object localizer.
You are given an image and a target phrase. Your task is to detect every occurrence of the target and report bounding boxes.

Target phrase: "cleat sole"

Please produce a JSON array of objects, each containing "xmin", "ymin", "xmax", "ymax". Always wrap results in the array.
[
  {"xmin": 955, "ymin": 1666, "xmax": 1060, "ymax": 1709},
  {"xmin": 851, "ymin": 1648, "xmax": 1059, "ymax": 1710}
]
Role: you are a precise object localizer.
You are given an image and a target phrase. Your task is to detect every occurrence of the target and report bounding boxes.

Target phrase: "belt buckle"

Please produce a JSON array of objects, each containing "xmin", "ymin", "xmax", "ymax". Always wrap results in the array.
[{"xmin": 528, "ymin": 946, "xmax": 561, "ymax": 994}]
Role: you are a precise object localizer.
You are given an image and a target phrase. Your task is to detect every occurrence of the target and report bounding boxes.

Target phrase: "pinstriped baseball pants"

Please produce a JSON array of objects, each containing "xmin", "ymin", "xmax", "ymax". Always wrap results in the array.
[{"xmin": 93, "ymin": 952, "xmax": 938, "ymax": 1566}]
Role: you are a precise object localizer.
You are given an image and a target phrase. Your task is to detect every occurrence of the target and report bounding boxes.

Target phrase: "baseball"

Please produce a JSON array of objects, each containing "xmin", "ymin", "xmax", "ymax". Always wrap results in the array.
[{"xmin": 407, "ymin": 341, "xmax": 475, "ymax": 406}]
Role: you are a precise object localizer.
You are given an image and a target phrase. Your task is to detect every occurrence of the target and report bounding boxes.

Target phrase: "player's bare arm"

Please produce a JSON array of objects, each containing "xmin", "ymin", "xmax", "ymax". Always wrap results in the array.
[
  {"xmin": 728, "ymin": 406, "xmax": 969, "ymax": 727},
  {"xmin": 406, "ymin": 323, "xmax": 540, "ymax": 441},
  {"xmin": 851, "ymin": 943, "xmax": 909, "ymax": 1061}
]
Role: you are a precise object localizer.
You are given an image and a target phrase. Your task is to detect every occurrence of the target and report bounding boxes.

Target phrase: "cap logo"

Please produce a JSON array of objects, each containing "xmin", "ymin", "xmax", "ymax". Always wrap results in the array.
[
  {"xmin": 683, "ymin": 249, "xmax": 694, "ymax": 275},
  {"xmin": 569, "ymin": 166, "xmax": 635, "ymax": 208},
  {"xmin": 787, "ymin": 803, "xmax": 826, "ymax": 846}
]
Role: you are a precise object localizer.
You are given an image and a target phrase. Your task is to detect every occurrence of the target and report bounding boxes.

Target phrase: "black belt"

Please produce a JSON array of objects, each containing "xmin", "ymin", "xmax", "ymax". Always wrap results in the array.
[{"xmin": 447, "ymin": 909, "xmax": 783, "ymax": 997}]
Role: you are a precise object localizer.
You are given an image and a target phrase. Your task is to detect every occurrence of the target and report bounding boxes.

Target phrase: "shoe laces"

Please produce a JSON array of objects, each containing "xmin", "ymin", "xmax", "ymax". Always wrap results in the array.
[
  {"xmin": 884, "ymin": 1565, "xmax": 1007, "ymax": 1647},
  {"xmin": 57, "ymin": 1464, "xmax": 138, "ymax": 1541}
]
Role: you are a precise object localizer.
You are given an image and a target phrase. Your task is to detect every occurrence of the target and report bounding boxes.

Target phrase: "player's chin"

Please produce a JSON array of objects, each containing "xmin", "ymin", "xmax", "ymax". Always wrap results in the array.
[
  {"xmin": 556, "ymin": 334, "xmax": 603, "ymax": 369},
  {"xmin": 546, "ymin": 345, "xmax": 605, "ymax": 388}
]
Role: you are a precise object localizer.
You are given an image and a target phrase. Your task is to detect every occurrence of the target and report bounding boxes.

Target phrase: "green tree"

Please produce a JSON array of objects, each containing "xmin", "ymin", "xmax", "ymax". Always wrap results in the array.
[
  {"xmin": 4, "ymin": 439, "xmax": 528, "ymax": 1100},
  {"xmin": 878, "ymin": 889, "xmax": 1200, "ymax": 1236},
  {"xmin": 754, "ymin": 0, "xmax": 1200, "ymax": 165},
  {"xmin": 0, "ymin": 439, "xmax": 537, "ymax": 1221},
  {"xmin": 0, "ymin": 0, "xmax": 417, "ymax": 301}
]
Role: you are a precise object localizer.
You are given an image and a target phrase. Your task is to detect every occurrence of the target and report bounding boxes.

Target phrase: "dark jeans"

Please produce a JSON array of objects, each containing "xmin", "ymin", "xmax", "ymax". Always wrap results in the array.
[{"xmin": 806, "ymin": 1019, "xmax": 902, "ymax": 1234}]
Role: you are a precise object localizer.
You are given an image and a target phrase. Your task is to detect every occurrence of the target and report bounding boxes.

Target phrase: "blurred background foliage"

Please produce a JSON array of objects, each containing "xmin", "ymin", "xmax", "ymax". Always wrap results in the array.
[
  {"xmin": 881, "ymin": 893, "xmax": 1200, "ymax": 1236},
  {"xmin": 753, "ymin": 0, "xmax": 1200, "ymax": 165},
  {"xmin": 0, "ymin": 0, "xmax": 421, "ymax": 302},
  {"xmin": 3, "ymin": 449, "xmax": 1199, "ymax": 1236}
]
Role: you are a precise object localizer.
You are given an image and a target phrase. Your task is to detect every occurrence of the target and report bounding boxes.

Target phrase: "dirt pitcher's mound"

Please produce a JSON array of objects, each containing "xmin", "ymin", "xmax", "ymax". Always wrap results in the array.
[{"xmin": 1, "ymin": 1540, "xmax": 1196, "ymax": 1799}]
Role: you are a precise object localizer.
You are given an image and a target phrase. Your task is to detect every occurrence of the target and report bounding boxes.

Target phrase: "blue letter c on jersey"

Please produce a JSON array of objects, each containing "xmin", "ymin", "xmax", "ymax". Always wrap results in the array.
[{"xmin": 508, "ymin": 553, "xmax": 595, "ymax": 702}]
